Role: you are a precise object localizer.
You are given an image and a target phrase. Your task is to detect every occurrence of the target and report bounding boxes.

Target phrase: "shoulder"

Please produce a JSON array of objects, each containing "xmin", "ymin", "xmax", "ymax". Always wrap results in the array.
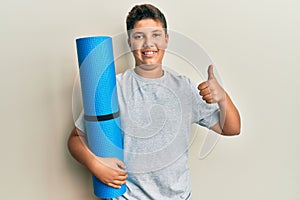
[
  {"xmin": 116, "ymin": 69, "xmax": 132, "ymax": 85},
  {"xmin": 116, "ymin": 68, "xmax": 133, "ymax": 82},
  {"xmin": 164, "ymin": 70, "xmax": 195, "ymax": 88}
]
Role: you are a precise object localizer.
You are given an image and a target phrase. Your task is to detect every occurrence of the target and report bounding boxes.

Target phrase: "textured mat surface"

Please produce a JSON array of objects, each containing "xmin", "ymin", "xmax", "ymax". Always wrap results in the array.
[{"xmin": 76, "ymin": 36, "xmax": 126, "ymax": 198}]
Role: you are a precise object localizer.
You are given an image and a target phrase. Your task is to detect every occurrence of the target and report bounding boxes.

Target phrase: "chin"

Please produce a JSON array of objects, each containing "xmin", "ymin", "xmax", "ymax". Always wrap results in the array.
[{"xmin": 136, "ymin": 62, "xmax": 162, "ymax": 67}]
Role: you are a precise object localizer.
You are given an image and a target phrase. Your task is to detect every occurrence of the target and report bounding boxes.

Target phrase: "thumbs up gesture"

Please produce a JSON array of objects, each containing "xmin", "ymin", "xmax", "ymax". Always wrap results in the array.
[{"xmin": 198, "ymin": 65, "xmax": 226, "ymax": 104}]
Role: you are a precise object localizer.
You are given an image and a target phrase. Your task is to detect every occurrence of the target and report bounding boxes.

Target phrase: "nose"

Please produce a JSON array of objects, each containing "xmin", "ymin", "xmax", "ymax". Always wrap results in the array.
[{"xmin": 143, "ymin": 35, "xmax": 154, "ymax": 48}]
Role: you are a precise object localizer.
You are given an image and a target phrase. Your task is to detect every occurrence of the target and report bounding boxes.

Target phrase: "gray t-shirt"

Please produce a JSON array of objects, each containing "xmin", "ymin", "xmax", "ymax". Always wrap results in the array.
[{"xmin": 75, "ymin": 69, "xmax": 220, "ymax": 200}]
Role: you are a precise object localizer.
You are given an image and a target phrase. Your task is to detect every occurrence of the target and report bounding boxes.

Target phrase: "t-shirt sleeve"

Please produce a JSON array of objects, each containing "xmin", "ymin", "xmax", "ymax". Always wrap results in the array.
[
  {"xmin": 197, "ymin": 107, "xmax": 220, "ymax": 128},
  {"xmin": 186, "ymin": 77, "xmax": 220, "ymax": 128},
  {"xmin": 74, "ymin": 110, "xmax": 86, "ymax": 133}
]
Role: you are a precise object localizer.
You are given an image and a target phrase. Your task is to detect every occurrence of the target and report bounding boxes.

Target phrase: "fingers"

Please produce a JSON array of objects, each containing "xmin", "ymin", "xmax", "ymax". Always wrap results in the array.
[
  {"xmin": 201, "ymin": 91, "xmax": 213, "ymax": 104},
  {"xmin": 198, "ymin": 81, "xmax": 213, "ymax": 104},
  {"xmin": 116, "ymin": 168, "xmax": 127, "ymax": 177},
  {"xmin": 93, "ymin": 157, "xmax": 128, "ymax": 188},
  {"xmin": 115, "ymin": 158, "xmax": 126, "ymax": 170},
  {"xmin": 202, "ymin": 95, "xmax": 213, "ymax": 104},
  {"xmin": 199, "ymin": 86, "xmax": 209, "ymax": 96},
  {"xmin": 198, "ymin": 81, "xmax": 208, "ymax": 91},
  {"xmin": 108, "ymin": 158, "xmax": 127, "ymax": 188},
  {"xmin": 108, "ymin": 158, "xmax": 127, "ymax": 175},
  {"xmin": 112, "ymin": 172, "xmax": 127, "ymax": 182},
  {"xmin": 108, "ymin": 170, "xmax": 128, "ymax": 188},
  {"xmin": 101, "ymin": 166, "xmax": 128, "ymax": 189},
  {"xmin": 98, "ymin": 157, "xmax": 125, "ymax": 171},
  {"xmin": 199, "ymin": 87, "xmax": 213, "ymax": 103},
  {"xmin": 198, "ymin": 65, "xmax": 225, "ymax": 104},
  {"xmin": 107, "ymin": 178, "xmax": 127, "ymax": 188}
]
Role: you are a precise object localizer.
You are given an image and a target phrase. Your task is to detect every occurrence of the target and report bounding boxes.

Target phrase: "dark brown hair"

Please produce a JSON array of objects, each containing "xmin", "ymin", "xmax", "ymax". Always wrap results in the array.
[{"xmin": 126, "ymin": 4, "xmax": 167, "ymax": 34}]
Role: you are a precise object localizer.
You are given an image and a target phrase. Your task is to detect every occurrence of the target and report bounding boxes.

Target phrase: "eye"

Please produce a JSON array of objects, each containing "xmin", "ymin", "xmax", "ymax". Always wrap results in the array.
[
  {"xmin": 153, "ymin": 33, "xmax": 161, "ymax": 38},
  {"xmin": 134, "ymin": 34, "xmax": 144, "ymax": 40}
]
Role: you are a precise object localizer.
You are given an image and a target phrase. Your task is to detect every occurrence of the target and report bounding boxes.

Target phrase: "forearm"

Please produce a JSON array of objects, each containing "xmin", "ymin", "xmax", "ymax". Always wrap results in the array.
[
  {"xmin": 218, "ymin": 93, "xmax": 241, "ymax": 136},
  {"xmin": 68, "ymin": 127, "xmax": 128, "ymax": 189},
  {"xmin": 67, "ymin": 128, "xmax": 96, "ymax": 171}
]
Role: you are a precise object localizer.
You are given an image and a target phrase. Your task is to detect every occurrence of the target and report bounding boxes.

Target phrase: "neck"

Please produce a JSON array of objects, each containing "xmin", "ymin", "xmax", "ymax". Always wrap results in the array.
[{"xmin": 134, "ymin": 64, "xmax": 164, "ymax": 78}]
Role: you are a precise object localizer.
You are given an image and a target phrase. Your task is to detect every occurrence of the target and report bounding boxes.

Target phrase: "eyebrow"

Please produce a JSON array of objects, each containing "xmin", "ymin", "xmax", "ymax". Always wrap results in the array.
[{"xmin": 132, "ymin": 29, "xmax": 164, "ymax": 34}]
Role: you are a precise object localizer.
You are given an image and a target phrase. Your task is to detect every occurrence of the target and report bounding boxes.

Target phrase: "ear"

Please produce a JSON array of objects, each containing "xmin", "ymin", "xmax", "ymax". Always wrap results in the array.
[
  {"xmin": 165, "ymin": 33, "xmax": 169, "ymax": 48},
  {"xmin": 127, "ymin": 37, "xmax": 131, "ymax": 48}
]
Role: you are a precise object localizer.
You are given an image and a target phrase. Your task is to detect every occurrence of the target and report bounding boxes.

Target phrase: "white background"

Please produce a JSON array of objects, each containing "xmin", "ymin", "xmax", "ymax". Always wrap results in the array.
[{"xmin": 1, "ymin": 0, "xmax": 299, "ymax": 199}]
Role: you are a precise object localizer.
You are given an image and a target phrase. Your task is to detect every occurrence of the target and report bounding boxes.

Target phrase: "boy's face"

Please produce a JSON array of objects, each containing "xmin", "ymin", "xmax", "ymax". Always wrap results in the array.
[{"xmin": 128, "ymin": 18, "xmax": 168, "ymax": 67}]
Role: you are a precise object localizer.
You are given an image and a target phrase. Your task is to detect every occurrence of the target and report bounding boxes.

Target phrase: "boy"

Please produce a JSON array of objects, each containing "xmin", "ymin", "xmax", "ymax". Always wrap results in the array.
[{"xmin": 68, "ymin": 4, "xmax": 240, "ymax": 200}]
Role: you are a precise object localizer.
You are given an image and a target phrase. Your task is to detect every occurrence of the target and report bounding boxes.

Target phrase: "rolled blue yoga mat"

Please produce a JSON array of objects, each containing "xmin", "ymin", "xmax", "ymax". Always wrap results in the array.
[{"xmin": 76, "ymin": 36, "xmax": 126, "ymax": 198}]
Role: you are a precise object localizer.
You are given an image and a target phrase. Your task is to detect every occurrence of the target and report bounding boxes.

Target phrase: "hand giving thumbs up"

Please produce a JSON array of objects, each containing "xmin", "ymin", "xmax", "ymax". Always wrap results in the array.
[{"xmin": 198, "ymin": 65, "xmax": 226, "ymax": 104}]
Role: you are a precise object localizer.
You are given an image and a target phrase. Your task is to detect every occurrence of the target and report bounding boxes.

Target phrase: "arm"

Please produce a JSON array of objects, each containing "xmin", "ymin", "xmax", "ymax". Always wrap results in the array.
[
  {"xmin": 198, "ymin": 65, "xmax": 241, "ymax": 136},
  {"xmin": 67, "ymin": 127, "xmax": 127, "ymax": 188}
]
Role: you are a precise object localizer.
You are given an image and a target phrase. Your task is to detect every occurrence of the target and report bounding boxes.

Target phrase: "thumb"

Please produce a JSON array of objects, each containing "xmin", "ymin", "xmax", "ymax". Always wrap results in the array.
[{"xmin": 207, "ymin": 65, "xmax": 215, "ymax": 80}]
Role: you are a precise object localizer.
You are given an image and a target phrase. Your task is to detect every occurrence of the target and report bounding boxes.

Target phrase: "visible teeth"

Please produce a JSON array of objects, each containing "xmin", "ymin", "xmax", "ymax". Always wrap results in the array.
[{"xmin": 144, "ymin": 51, "xmax": 155, "ymax": 55}]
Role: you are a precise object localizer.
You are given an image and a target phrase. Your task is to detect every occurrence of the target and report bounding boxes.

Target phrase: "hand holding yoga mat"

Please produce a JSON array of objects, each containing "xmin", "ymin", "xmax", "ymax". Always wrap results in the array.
[{"xmin": 76, "ymin": 36, "xmax": 126, "ymax": 198}]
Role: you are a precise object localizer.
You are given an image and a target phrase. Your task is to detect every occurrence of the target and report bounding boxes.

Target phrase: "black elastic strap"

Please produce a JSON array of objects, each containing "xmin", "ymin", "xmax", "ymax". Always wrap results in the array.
[{"xmin": 84, "ymin": 111, "xmax": 119, "ymax": 122}]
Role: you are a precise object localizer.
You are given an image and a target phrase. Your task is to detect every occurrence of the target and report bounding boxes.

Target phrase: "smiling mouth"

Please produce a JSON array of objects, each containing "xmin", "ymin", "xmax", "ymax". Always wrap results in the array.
[{"xmin": 142, "ymin": 50, "xmax": 157, "ymax": 56}]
